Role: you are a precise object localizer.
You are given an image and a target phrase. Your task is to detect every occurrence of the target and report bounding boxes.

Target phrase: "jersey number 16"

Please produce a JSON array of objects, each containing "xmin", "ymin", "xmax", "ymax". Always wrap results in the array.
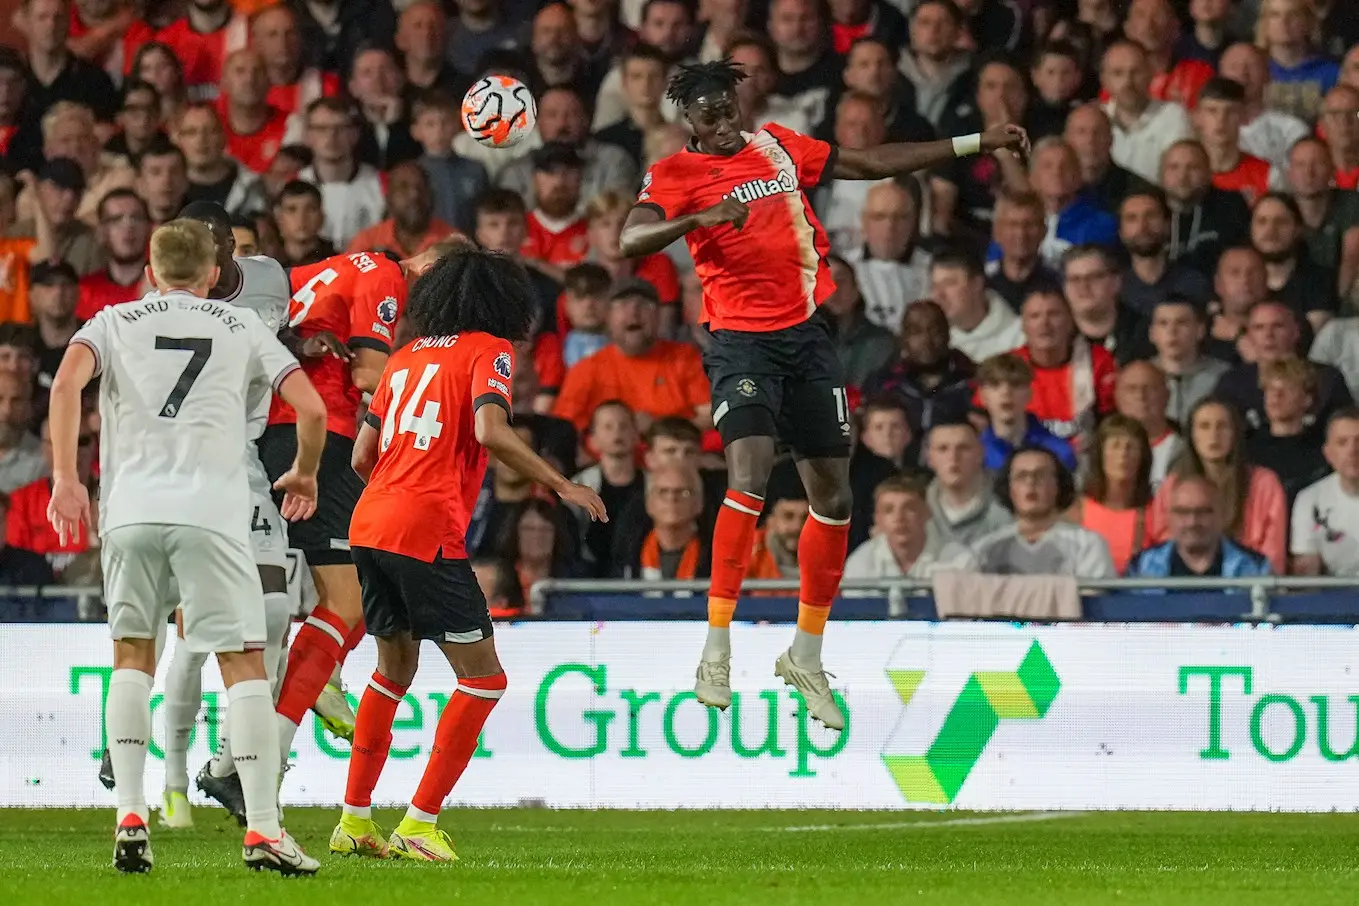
[{"xmin": 381, "ymin": 364, "xmax": 445, "ymax": 452}]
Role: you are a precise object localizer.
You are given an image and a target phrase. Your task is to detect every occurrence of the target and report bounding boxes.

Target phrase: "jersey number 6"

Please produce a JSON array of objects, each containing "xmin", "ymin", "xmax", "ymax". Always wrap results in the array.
[{"xmin": 381, "ymin": 364, "xmax": 445, "ymax": 452}]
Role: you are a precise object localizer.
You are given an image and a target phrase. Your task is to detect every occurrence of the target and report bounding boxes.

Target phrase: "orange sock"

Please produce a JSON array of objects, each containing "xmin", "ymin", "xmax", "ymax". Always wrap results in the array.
[
  {"xmin": 276, "ymin": 607, "xmax": 348, "ymax": 724},
  {"xmin": 343, "ymin": 672, "xmax": 407, "ymax": 814},
  {"xmin": 408, "ymin": 673, "xmax": 507, "ymax": 819},
  {"xmin": 790, "ymin": 511, "xmax": 850, "ymax": 665},
  {"xmin": 707, "ymin": 491, "xmax": 764, "ymax": 620},
  {"xmin": 341, "ymin": 618, "xmax": 366, "ymax": 663}
]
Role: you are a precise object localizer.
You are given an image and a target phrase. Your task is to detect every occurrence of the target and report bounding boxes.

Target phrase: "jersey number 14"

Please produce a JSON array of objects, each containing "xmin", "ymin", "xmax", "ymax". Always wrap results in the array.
[{"xmin": 381, "ymin": 364, "xmax": 444, "ymax": 452}]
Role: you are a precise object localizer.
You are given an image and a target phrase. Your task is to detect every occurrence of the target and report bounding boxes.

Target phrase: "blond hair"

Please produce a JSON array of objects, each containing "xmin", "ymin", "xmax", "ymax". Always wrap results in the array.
[
  {"xmin": 1255, "ymin": 0, "xmax": 1321, "ymax": 50},
  {"xmin": 41, "ymin": 101, "xmax": 96, "ymax": 144},
  {"xmin": 585, "ymin": 189, "xmax": 632, "ymax": 222},
  {"xmin": 150, "ymin": 220, "xmax": 217, "ymax": 289},
  {"xmin": 1258, "ymin": 356, "xmax": 1318, "ymax": 396}
]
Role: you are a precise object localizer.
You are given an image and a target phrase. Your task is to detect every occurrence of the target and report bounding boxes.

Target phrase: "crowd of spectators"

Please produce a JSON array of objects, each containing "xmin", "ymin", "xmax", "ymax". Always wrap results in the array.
[{"xmin": 0, "ymin": 0, "xmax": 1358, "ymax": 615}]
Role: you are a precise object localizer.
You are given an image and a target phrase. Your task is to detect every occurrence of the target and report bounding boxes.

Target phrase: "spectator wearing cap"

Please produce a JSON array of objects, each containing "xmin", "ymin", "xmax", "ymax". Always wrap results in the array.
[
  {"xmin": 0, "ymin": 52, "xmax": 42, "ymax": 176},
  {"xmin": 0, "ymin": 172, "xmax": 37, "ymax": 324},
  {"xmin": 17, "ymin": 0, "xmax": 118, "ymax": 122},
  {"xmin": 175, "ymin": 104, "xmax": 270, "ymax": 217},
  {"xmin": 552, "ymin": 279, "xmax": 710, "ymax": 434},
  {"xmin": 273, "ymin": 180, "xmax": 336, "ymax": 267},
  {"xmin": 28, "ymin": 260, "xmax": 80, "ymax": 391},
  {"xmin": 346, "ymin": 161, "xmax": 457, "ymax": 258},
  {"xmin": 77, "ymin": 189, "xmax": 151, "ymax": 320},
  {"xmin": 20, "ymin": 158, "xmax": 102, "ymax": 276},
  {"xmin": 520, "ymin": 142, "xmax": 589, "ymax": 280},
  {"xmin": 300, "ymin": 97, "xmax": 385, "ymax": 249},
  {"xmin": 493, "ymin": 87, "xmax": 637, "ymax": 208},
  {"xmin": 217, "ymin": 48, "xmax": 304, "ymax": 177},
  {"xmin": 1100, "ymin": 41, "xmax": 1194, "ymax": 184}
]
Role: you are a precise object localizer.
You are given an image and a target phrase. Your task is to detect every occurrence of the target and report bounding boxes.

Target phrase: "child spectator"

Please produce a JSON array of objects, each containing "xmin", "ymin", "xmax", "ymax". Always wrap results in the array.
[
  {"xmin": 560, "ymin": 263, "xmax": 611, "ymax": 367},
  {"xmin": 976, "ymin": 353, "xmax": 1077, "ymax": 473},
  {"xmin": 410, "ymin": 89, "xmax": 490, "ymax": 234},
  {"xmin": 1148, "ymin": 396, "xmax": 1288, "ymax": 572},
  {"xmin": 1070, "ymin": 413, "xmax": 1154, "ymax": 574}
]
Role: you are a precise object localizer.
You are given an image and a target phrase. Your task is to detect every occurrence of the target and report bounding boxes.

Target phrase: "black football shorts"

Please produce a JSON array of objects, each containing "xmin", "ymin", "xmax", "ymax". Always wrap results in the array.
[{"xmin": 351, "ymin": 546, "xmax": 493, "ymax": 643}]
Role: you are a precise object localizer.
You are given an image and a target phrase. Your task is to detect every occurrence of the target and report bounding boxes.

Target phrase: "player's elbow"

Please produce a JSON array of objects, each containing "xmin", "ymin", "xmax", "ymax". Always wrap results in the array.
[{"xmin": 618, "ymin": 228, "xmax": 646, "ymax": 259}]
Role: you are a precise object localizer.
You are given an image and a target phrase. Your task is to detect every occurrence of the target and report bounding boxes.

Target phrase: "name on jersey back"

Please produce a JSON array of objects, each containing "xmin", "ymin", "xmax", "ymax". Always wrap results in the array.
[{"xmin": 118, "ymin": 295, "xmax": 250, "ymax": 333}]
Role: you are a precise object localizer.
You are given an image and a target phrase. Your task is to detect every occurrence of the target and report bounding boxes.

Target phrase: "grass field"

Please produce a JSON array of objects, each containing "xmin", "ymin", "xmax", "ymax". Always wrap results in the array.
[{"xmin": 2, "ymin": 807, "xmax": 1358, "ymax": 905}]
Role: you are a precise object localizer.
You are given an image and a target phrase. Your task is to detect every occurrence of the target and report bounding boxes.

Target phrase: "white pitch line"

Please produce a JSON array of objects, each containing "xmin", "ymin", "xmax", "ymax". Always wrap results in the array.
[{"xmin": 776, "ymin": 811, "xmax": 1082, "ymax": 833}]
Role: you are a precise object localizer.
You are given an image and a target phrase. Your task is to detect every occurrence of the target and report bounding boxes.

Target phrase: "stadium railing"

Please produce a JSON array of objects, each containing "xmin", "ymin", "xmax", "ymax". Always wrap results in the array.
[{"xmin": 4, "ymin": 577, "xmax": 1359, "ymax": 623}]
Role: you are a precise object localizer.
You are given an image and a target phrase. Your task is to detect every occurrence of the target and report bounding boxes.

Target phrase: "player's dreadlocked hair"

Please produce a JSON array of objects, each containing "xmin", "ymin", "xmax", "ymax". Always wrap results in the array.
[
  {"xmin": 665, "ymin": 59, "xmax": 747, "ymax": 108},
  {"xmin": 406, "ymin": 246, "xmax": 536, "ymax": 342}
]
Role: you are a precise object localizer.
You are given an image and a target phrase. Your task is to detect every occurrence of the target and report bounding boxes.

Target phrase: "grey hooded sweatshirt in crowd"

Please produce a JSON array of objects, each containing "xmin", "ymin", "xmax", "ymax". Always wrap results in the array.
[
  {"xmin": 925, "ymin": 478, "xmax": 1014, "ymax": 548},
  {"xmin": 1157, "ymin": 355, "xmax": 1230, "ymax": 426}
]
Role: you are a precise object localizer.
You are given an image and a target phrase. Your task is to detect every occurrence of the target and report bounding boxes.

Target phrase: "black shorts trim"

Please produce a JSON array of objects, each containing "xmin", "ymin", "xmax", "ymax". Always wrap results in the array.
[
  {"xmin": 703, "ymin": 318, "xmax": 851, "ymax": 457},
  {"xmin": 259, "ymin": 425, "xmax": 363, "ymax": 560},
  {"xmin": 352, "ymin": 546, "xmax": 492, "ymax": 642}
]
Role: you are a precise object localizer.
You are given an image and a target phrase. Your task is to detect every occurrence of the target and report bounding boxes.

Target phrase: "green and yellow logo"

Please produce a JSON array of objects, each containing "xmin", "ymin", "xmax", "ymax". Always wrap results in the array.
[{"xmin": 882, "ymin": 641, "xmax": 1060, "ymax": 804}]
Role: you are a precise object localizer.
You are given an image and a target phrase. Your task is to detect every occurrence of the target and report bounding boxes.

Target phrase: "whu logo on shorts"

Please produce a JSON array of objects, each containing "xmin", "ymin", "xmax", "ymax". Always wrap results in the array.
[{"xmin": 722, "ymin": 170, "xmax": 797, "ymax": 204}]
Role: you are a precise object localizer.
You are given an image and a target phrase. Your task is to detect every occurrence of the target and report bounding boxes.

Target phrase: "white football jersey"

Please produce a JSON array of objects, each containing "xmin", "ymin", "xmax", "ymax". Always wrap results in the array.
[{"xmin": 74, "ymin": 289, "xmax": 300, "ymax": 538}]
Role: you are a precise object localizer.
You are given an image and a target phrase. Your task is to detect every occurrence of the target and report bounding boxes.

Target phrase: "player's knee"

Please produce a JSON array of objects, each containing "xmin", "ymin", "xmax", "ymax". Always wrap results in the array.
[{"xmin": 375, "ymin": 637, "xmax": 420, "ymax": 686}]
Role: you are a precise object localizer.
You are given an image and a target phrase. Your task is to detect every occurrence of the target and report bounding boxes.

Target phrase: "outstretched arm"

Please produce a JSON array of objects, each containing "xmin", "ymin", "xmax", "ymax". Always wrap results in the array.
[{"xmin": 832, "ymin": 125, "xmax": 1030, "ymax": 181}]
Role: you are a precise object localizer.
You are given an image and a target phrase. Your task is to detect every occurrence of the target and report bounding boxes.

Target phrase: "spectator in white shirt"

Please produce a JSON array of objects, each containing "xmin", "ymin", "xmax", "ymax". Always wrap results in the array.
[
  {"xmin": 930, "ymin": 246, "xmax": 1023, "ymax": 364},
  {"xmin": 299, "ymin": 96, "xmax": 384, "ymax": 248},
  {"xmin": 976, "ymin": 445, "xmax": 1117, "ymax": 577},
  {"xmin": 1216, "ymin": 42, "xmax": 1310, "ymax": 171},
  {"xmin": 1291, "ymin": 408, "xmax": 1359, "ymax": 576},
  {"xmin": 1100, "ymin": 40, "xmax": 1193, "ymax": 183},
  {"xmin": 843, "ymin": 180, "xmax": 932, "ymax": 332},
  {"xmin": 843, "ymin": 474, "xmax": 977, "ymax": 582},
  {"xmin": 817, "ymin": 91, "xmax": 891, "ymax": 254}
]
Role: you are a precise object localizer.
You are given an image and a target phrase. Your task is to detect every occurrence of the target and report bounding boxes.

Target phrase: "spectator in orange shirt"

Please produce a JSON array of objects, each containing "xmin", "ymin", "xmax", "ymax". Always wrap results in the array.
[
  {"xmin": 473, "ymin": 186, "xmax": 563, "ymax": 331},
  {"xmin": 747, "ymin": 493, "xmax": 809, "ymax": 583},
  {"xmin": 0, "ymin": 172, "xmax": 36, "ymax": 324},
  {"xmin": 8, "ymin": 414, "xmax": 95, "ymax": 579},
  {"xmin": 1122, "ymin": 0, "xmax": 1214, "ymax": 108},
  {"xmin": 217, "ymin": 47, "xmax": 301, "ymax": 175},
  {"xmin": 632, "ymin": 463, "xmax": 710, "ymax": 580},
  {"xmin": 154, "ymin": 0, "xmax": 249, "ymax": 101},
  {"xmin": 553, "ymin": 279, "xmax": 711, "ymax": 434},
  {"xmin": 1193, "ymin": 77, "xmax": 1274, "ymax": 204},
  {"xmin": 251, "ymin": 4, "xmax": 340, "ymax": 117},
  {"xmin": 520, "ymin": 141, "xmax": 588, "ymax": 279},
  {"xmin": 0, "ymin": 490, "xmax": 54, "ymax": 598},
  {"xmin": 346, "ymin": 160, "xmax": 456, "ymax": 257}
]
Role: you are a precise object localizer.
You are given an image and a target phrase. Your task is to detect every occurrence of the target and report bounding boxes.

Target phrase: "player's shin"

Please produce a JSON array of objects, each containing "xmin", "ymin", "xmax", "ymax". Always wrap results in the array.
[
  {"xmin": 702, "ymin": 490, "xmax": 765, "ymax": 662},
  {"xmin": 273, "ymin": 606, "xmax": 349, "ymax": 756},
  {"xmin": 107, "ymin": 668, "xmax": 155, "ymax": 823},
  {"xmin": 404, "ymin": 673, "xmax": 506, "ymax": 826},
  {"xmin": 343, "ymin": 673, "xmax": 408, "ymax": 818},
  {"xmin": 262, "ymin": 592, "xmax": 292, "ymax": 692},
  {"xmin": 227, "ymin": 678, "xmax": 283, "ymax": 840},
  {"xmin": 790, "ymin": 510, "xmax": 851, "ymax": 670},
  {"xmin": 163, "ymin": 646, "xmax": 209, "ymax": 795}
]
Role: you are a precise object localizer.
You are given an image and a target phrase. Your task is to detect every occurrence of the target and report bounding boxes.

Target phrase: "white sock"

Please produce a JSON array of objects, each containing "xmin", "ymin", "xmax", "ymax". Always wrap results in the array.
[
  {"xmin": 210, "ymin": 733, "xmax": 235, "ymax": 778},
  {"xmin": 328, "ymin": 660, "xmax": 343, "ymax": 686},
  {"xmin": 162, "ymin": 645, "xmax": 207, "ymax": 795},
  {"xmin": 404, "ymin": 805, "xmax": 439, "ymax": 825},
  {"xmin": 263, "ymin": 592, "xmax": 291, "ymax": 693},
  {"xmin": 107, "ymin": 668, "xmax": 154, "ymax": 823},
  {"xmin": 342, "ymin": 804, "xmax": 371, "ymax": 820},
  {"xmin": 701, "ymin": 626, "xmax": 731, "ymax": 662},
  {"xmin": 789, "ymin": 629, "xmax": 824, "ymax": 670},
  {"xmin": 227, "ymin": 679, "xmax": 283, "ymax": 840}
]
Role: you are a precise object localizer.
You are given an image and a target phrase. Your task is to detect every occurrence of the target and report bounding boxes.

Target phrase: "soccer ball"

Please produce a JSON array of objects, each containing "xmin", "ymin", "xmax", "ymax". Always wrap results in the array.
[{"xmin": 461, "ymin": 75, "xmax": 537, "ymax": 149}]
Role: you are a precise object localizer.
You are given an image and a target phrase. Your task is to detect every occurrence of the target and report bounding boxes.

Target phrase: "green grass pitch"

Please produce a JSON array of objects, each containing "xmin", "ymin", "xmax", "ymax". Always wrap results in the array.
[{"xmin": 2, "ymin": 807, "xmax": 1358, "ymax": 904}]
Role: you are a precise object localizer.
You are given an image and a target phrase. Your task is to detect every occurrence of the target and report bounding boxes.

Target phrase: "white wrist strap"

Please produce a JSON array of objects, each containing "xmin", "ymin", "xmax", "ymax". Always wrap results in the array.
[{"xmin": 952, "ymin": 133, "xmax": 982, "ymax": 157}]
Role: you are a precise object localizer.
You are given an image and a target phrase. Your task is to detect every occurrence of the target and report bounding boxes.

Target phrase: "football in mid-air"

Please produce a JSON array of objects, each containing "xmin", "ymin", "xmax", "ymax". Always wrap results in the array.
[{"xmin": 461, "ymin": 75, "xmax": 537, "ymax": 149}]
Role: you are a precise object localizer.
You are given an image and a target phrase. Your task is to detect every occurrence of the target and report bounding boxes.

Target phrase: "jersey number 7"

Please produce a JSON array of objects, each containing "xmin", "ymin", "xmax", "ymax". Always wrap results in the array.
[
  {"xmin": 381, "ymin": 364, "xmax": 445, "ymax": 452},
  {"xmin": 155, "ymin": 336, "xmax": 213, "ymax": 418}
]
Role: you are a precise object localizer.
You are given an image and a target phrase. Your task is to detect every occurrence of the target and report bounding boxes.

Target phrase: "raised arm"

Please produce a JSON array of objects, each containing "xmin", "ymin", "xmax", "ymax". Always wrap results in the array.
[
  {"xmin": 619, "ymin": 199, "xmax": 751, "ymax": 259},
  {"xmin": 832, "ymin": 125, "xmax": 1030, "ymax": 181}
]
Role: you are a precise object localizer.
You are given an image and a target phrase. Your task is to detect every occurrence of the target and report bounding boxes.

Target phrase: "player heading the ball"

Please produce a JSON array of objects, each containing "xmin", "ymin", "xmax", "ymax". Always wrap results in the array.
[{"xmin": 619, "ymin": 59, "xmax": 1027, "ymax": 732}]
